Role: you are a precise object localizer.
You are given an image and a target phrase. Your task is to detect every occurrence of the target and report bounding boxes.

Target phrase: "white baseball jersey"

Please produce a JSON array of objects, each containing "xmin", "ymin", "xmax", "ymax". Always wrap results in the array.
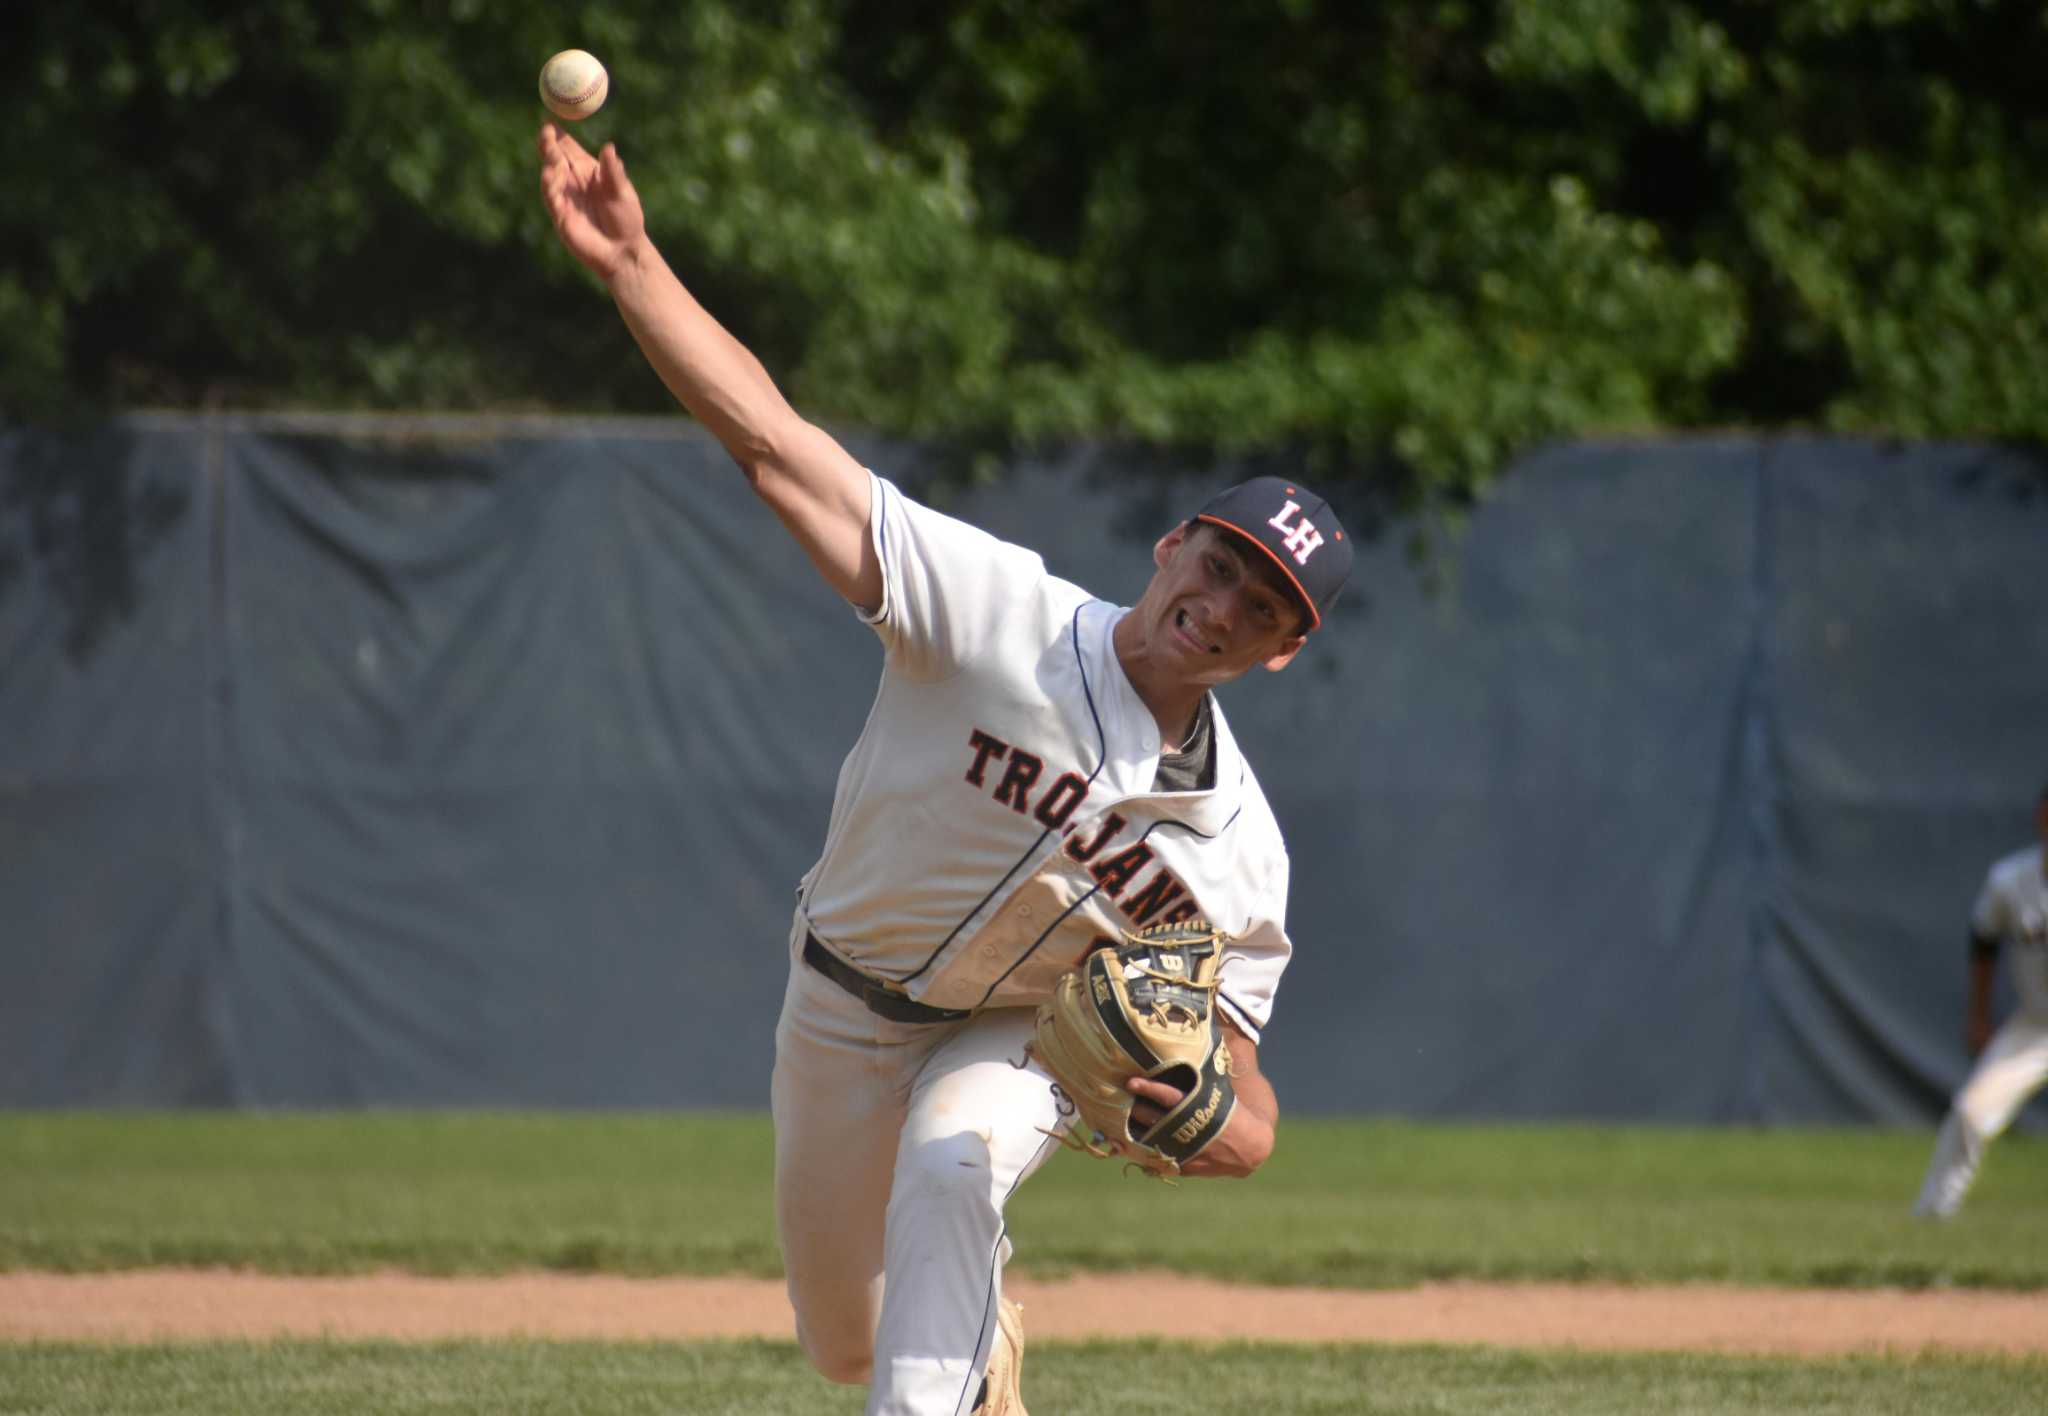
[
  {"xmin": 1971, "ymin": 845, "xmax": 2048, "ymax": 1014},
  {"xmin": 796, "ymin": 473, "xmax": 1293, "ymax": 1039}
]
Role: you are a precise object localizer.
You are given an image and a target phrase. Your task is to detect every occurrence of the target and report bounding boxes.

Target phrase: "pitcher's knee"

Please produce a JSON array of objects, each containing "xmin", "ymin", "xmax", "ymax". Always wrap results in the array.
[{"xmin": 896, "ymin": 1129, "xmax": 1002, "ymax": 1212}]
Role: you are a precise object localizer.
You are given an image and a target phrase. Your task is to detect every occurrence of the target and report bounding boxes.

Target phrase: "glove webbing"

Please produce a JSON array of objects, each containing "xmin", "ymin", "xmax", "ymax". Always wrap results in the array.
[{"xmin": 1064, "ymin": 940, "xmax": 1238, "ymax": 1174}]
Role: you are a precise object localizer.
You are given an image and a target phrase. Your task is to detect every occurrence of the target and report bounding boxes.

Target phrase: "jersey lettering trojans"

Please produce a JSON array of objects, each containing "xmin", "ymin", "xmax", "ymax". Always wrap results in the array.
[
  {"xmin": 963, "ymin": 725, "xmax": 1210, "ymax": 929},
  {"xmin": 795, "ymin": 475, "xmax": 1295, "ymax": 1039}
]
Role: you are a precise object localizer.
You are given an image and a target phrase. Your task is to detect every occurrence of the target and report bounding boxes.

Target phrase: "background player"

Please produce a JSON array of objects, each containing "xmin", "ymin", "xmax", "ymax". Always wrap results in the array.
[
  {"xmin": 535, "ymin": 123, "xmax": 1352, "ymax": 1415},
  {"xmin": 1913, "ymin": 782, "xmax": 2048, "ymax": 1219}
]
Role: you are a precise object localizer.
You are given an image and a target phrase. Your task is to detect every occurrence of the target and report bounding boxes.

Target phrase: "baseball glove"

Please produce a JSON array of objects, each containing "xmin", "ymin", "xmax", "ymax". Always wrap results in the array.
[{"xmin": 1028, "ymin": 919, "xmax": 1237, "ymax": 1178}]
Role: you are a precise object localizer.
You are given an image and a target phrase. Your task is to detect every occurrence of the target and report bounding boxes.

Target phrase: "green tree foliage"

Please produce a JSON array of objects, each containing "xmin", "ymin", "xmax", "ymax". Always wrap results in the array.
[{"xmin": 2, "ymin": 1, "xmax": 2042, "ymax": 507}]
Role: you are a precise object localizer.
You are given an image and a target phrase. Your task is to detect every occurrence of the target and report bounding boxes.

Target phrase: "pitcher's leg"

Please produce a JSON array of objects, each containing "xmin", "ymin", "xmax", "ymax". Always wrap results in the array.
[
  {"xmin": 772, "ymin": 957, "xmax": 906, "ymax": 1383},
  {"xmin": 865, "ymin": 1008, "xmax": 1060, "ymax": 1416}
]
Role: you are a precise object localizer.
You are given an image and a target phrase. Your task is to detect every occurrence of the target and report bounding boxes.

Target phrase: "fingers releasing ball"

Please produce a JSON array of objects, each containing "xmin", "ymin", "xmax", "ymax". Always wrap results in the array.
[{"xmin": 539, "ymin": 49, "xmax": 608, "ymax": 121}]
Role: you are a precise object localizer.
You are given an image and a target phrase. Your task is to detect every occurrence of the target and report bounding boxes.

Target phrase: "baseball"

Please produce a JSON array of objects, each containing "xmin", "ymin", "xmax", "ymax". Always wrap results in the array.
[{"xmin": 539, "ymin": 49, "xmax": 608, "ymax": 121}]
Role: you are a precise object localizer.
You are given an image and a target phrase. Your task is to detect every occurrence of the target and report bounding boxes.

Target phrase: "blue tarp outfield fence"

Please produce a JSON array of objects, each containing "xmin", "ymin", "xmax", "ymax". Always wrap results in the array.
[{"xmin": 3, "ymin": 415, "xmax": 2044, "ymax": 1127}]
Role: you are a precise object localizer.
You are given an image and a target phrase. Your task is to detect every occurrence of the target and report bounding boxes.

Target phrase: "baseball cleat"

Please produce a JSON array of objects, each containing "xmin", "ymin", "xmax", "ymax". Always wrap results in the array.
[{"xmin": 971, "ymin": 1297, "xmax": 1027, "ymax": 1415}]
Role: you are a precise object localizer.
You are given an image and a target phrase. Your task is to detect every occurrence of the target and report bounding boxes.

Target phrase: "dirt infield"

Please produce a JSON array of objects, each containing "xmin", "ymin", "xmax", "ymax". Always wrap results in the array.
[{"xmin": 5, "ymin": 1271, "xmax": 2047, "ymax": 1357}]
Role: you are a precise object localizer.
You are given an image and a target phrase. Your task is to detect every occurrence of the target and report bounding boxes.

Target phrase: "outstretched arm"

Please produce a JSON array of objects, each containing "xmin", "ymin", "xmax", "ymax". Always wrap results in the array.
[{"xmin": 537, "ymin": 123, "xmax": 881, "ymax": 613}]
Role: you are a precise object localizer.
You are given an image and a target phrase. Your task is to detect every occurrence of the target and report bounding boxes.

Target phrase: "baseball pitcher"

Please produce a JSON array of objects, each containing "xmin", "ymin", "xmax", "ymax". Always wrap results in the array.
[{"xmin": 538, "ymin": 122, "xmax": 1353, "ymax": 1416}]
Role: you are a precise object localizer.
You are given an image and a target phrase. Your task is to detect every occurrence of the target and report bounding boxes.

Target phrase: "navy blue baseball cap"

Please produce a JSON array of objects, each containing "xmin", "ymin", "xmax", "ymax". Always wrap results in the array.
[{"xmin": 1193, "ymin": 476, "xmax": 1352, "ymax": 630}]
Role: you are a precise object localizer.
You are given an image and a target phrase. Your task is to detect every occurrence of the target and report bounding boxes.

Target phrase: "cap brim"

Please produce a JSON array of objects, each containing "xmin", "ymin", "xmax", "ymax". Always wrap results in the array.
[{"xmin": 1195, "ymin": 513, "xmax": 1321, "ymax": 631}]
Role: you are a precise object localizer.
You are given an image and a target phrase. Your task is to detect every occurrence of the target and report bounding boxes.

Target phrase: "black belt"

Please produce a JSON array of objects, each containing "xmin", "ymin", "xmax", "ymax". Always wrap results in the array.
[{"xmin": 802, "ymin": 932, "xmax": 975, "ymax": 1025}]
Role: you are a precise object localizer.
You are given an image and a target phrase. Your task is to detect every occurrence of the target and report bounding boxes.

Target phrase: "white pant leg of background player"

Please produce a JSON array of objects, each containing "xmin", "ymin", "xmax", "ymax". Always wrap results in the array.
[
  {"xmin": 772, "ymin": 932, "xmax": 1061, "ymax": 1414},
  {"xmin": 1915, "ymin": 1012, "xmax": 2048, "ymax": 1217},
  {"xmin": 1914, "ymin": 843, "xmax": 2048, "ymax": 1218}
]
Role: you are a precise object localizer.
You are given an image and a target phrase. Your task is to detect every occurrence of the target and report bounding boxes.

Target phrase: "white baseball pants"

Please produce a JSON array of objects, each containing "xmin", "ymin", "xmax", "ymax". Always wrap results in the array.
[
  {"xmin": 770, "ymin": 916, "xmax": 1063, "ymax": 1416},
  {"xmin": 1913, "ymin": 1011, "xmax": 2048, "ymax": 1217}
]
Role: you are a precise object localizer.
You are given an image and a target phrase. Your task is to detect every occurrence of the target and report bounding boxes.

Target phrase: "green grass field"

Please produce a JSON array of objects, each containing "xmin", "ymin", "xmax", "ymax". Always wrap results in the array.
[
  {"xmin": 3, "ymin": 1340, "xmax": 2045, "ymax": 1416},
  {"xmin": 3, "ymin": 1111, "xmax": 2044, "ymax": 1288},
  {"xmin": 4, "ymin": 1112, "xmax": 2046, "ymax": 1415}
]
